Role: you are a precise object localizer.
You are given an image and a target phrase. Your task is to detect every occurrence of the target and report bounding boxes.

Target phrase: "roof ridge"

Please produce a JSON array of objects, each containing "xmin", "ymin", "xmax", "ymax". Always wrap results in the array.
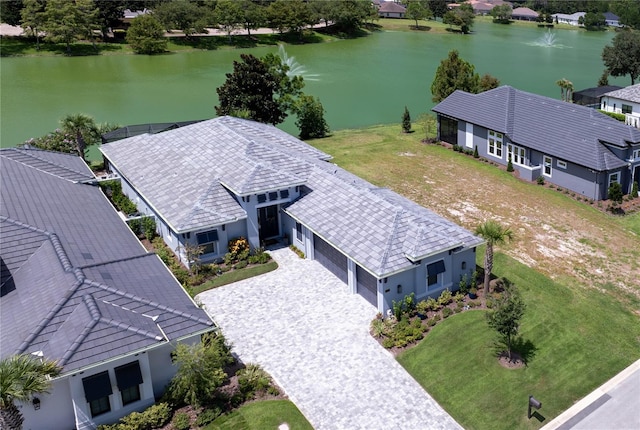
[
  {"xmin": 86, "ymin": 279, "xmax": 214, "ymax": 327},
  {"xmin": 0, "ymin": 216, "xmax": 75, "ymax": 272},
  {"xmin": 1, "ymin": 148, "xmax": 93, "ymax": 183},
  {"xmin": 378, "ymin": 209, "xmax": 403, "ymax": 274},
  {"xmin": 15, "ymin": 279, "xmax": 85, "ymax": 355},
  {"xmin": 57, "ymin": 295, "xmax": 101, "ymax": 366},
  {"xmin": 78, "ymin": 252, "xmax": 152, "ymax": 270}
]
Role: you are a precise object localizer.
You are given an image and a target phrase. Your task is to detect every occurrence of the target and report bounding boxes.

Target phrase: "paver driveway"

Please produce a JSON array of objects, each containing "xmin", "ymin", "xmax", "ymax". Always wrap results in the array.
[{"xmin": 197, "ymin": 246, "xmax": 462, "ymax": 430}]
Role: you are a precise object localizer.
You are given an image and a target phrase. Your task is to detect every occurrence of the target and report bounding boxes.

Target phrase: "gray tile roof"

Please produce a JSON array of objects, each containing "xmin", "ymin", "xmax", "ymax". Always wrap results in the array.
[
  {"xmin": 101, "ymin": 116, "xmax": 330, "ymax": 232},
  {"xmin": 0, "ymin": 149, "xmax": 214, "ymax": 374},
  {"xmin": 603, "ymin": 83, "xmax": 640, "ymax": 104},
  {"xmin": 432, "ymin": 86, "xmax": 640, "ymax": 171},
  {"xmin": 285, "ymin": 160, "xmax": 483, "ymax": 278},
  {"xmin": 102, "ymin": 116, "xmax": 481, "ymax": 279}
]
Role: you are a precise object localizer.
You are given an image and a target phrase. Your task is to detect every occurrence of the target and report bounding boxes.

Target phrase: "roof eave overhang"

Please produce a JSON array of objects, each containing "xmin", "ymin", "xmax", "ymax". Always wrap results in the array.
[{"xmin": 219, "ymin": 180, "xmax": 307, "ymax": 198}]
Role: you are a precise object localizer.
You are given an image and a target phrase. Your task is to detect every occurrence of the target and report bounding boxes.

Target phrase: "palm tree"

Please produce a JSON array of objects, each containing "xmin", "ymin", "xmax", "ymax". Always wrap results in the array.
[
  {"xmin": 0, "ymin": 355, "xmax": 61, "ymax": 430},
  {"xmin": 60, "ymin": 113, "xmax": 99, "ymax": 162},
  {"xmin": 474, "ymin": 220, "xmax": 514, "ymax": 295},
  {"xmin": 556, "ymin": 78, "xmax": 574, "ymax": 102}
]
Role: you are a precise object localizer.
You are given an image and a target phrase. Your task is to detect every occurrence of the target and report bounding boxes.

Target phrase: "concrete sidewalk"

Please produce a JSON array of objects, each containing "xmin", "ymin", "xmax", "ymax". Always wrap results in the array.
[
  {"xmin": 541, "ymin": 358, "xmax": 640, "ymax": 430},
  {"xmin": 197, "ymin": 245, "xmax": 462, "ymax": 430}
]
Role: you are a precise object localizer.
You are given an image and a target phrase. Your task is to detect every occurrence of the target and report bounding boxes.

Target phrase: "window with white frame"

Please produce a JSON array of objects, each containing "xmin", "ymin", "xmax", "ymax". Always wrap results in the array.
[
  {"xmin": 543, "ymin": 156, "xmax": 552, "ymax": 177},
  {"xmin": 608, "ymin": 172, "xmax": 620, "ymax": 188},
  {"xmin": 507, "ymin": 144, "xmax": 526, "ymax": 165},
  {"xmin": 488, "ymin": 131, "xmax": 503, "ymax": 158},
  {"xmin": 557, "ymin": 160, "xmax": 567, "ymax": 169},
  {"xmin": 295, "ymin": 222, "xmax": 302, "ymax": 241},
  {"xmin": 632, "ymin": 149, "xmax": 640, "ymax": 160},
  {"xmin": 196, "ymin": 230, "xmax": 219, "ymax": 255},
  {"xmin": 82, "ymin": 371, "xmax": 112, "ymax": 418}
]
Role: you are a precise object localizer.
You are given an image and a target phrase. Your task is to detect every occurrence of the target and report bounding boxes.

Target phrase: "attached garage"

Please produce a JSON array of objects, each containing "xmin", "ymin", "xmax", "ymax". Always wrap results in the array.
[
  {"xmin": 356, "ymin": 266, "xmax": 378, "ymax": 307},
  {"xmin": 313, "ymin": 235, "xmax": 348, "ymax": 283}
]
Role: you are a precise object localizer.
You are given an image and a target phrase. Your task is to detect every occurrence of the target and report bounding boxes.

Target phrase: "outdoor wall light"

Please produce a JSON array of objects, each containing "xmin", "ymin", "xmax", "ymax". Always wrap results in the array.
[
  {"xmin": 32, "ymin": 398, "xmax": 41, "ymax": 410},
  {"xmin": 528, "ymin": 395, "xmax": 542, "ymax": 419}
]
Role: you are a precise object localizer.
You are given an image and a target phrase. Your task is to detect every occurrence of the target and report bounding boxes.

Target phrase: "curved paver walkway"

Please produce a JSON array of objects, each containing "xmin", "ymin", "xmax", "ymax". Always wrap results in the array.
[{"xmin": 197, "ymin": 246, "xmax": 462, "ymax": 430}]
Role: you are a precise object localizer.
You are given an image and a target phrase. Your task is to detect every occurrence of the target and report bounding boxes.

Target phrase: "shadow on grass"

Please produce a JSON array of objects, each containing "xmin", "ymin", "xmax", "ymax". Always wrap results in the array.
[
  {"xmin": 409, "ymin": 25, "xmax": 432, "ymax": 31},
  {"xmin": 530, "ymin": 410, "xmax": 546, "ymax": 423},
  {"xmin": 492, "ymin": 336, "xmax": 538, "ymax": 365}
]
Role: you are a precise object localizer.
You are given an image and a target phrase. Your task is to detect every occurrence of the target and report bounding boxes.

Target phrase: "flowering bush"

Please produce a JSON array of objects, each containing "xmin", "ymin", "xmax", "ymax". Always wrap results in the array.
[{"xmin": 225, "ymin": 237, "xmax": 250, "ymax": 264}]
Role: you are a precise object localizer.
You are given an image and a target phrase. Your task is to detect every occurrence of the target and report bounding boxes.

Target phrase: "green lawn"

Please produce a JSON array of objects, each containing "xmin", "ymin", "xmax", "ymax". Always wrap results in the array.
[
  {"xmin": 190, "ymin": 261, "xmax": 279, "ymax": 296},
  {"xmin": 398, "ymin": 253, "xmax": 640, "ymax": 430},
  {"xmin": 204, "ymin": 400, "xmax": 312, "ymax": 430}
]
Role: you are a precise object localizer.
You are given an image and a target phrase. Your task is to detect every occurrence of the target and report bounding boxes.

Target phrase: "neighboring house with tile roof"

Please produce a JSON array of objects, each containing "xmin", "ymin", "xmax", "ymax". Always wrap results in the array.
[
  {"xmin": 432, "ymin": 86, "xmax": 640, "ymax": 200},
  {"xmin": 552, "ymin": 12, "xmax": 585, "ymax": 25},
  {"xmin": 0, "ymin": 148, "xmax": 215, "ymax": 430},
  {"xmin": 601, "ymin": 84, "xmax": 640, "ymax": 129},
  {"xmin": 603, "ymin": 11, "xmax": 621, "ymax": 27},
  {"xmin": 101, "ymin": 116, "xmax": 483, "ymax": 313},
  {"xmin": 511, "ymin": 7, "xmax": 538, "ymax": 21},
  {"xmin": 378, "ymin": 1, "xmax": 406, "ymax": 18}
]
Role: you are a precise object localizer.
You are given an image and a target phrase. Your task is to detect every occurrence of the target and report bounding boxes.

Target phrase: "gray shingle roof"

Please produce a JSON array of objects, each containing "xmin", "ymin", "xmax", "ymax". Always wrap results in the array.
[
  {"xmin": 432, "ymin": 86, "xmax": 640, "ymax": 171},
  {"xmin": 103, "ymin": 116, "xmax": 481, "ymax": 279},
  {"xmin": 101, "ymin": 116, "xmax": 330, "ymax": 233},
  {"xmin": 0, "ymin": 149, "xmax": 214, "ymax": 374},
  {"xmin": 603, "ymin": 83, "xmax": 640, "ymax": 104},
  {"xmin": 285, "ymin": 160, "xmax": 483, "ymax": 278}
]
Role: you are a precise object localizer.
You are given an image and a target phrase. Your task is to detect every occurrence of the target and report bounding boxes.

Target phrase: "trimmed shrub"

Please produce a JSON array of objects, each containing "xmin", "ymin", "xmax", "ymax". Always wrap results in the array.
[
  {"xmin": 631, "ymin": 181, "xmax": 639, "ymax": 198},
  {"xmin": 442, "ymin": 307, "xmax": 453, "ymax": 318},
  {"xmin": 141, "ymin": 217, "xmax": 156, "ymax": 240},
  {"xmin": 437, "ymin": 289, "xmax": 453, "ymax": 307},
  {"xmin": 473, "ymin": 146, "xmax": 479, "ymax": 158},
  {"xmin": 97, "ymin": 402, "xmax": 171, "ymax": 430},
  {"xmin": 172, "ymin": 412, "xmax": 191, "ymax": 430},
  {"xmin": 196, "ymin": 407, "xmax": 222, "ymax": 427},
  {"xmin": 537, "ymin": 176, "xmax": 545, "ymax": 185},
  {"xmin": 237, "ymin": 364, "xmax": 271, "ymax": 398}
]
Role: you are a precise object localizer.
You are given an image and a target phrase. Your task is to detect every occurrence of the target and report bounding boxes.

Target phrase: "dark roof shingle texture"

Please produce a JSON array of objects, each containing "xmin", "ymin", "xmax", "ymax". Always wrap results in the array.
[
  {"xmin": 0, "ymin": 148, "xmax": 214, "ymax": 374},
  {"xmin": 433, "ymin": 86, "xmax": 640, "ymax": 171}
]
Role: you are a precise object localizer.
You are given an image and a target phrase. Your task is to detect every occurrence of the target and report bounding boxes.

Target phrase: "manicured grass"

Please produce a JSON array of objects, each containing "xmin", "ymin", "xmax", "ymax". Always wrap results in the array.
[
  {"xmin": 204, "ymin": 400, "xmax": 312, "ymax": 430},
  {"xmin": 190, "ymin": 261, "xmax": 278, "ymax": 296},
  {"xmin": 398, "ymin": 253, "xmax": 640, "ymax": 430}
]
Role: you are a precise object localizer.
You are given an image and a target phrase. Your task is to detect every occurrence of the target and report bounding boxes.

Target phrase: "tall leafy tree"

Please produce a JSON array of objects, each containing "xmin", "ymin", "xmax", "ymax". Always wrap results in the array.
[
  {"xmin": 320, "ymin": 0, "xmax": 376, "ymax": 33},
  {"xmin": 295, "ymin": 95, "xmax": 330, "ymax": 139},
  {"xmin": 602, "ymin": 29, "xmax": 640, "ymax": 84},
  {"xmin": 240, "ymin": 0, "xmax": 267, "ymax": 36},
  {"xmin": 474, "ymin": 220, "xmax": 514, "ymax": 295},
  {"xmin": 611, "ymin": 0, "xmax": 640, "ymax": 30},
  {"xmin": 428, "ymin": 0, "xmax": 448, "ymax": 19},
  {"xmin": 479, "ymin": 73, "xmax": 500, "ymax": 92},
  {"xmin": 20, "ymin": 0, "xmax": 46, "ymax": 50},
  {"xmin": 60, "ymin": 113, "xmax": 100, "ymax": 161},
  {"xmin": 0, "ymin": 0, "xmax": 24, "ymax": 26},
  {"xmin": 486, "ymin": 280, "xmax": 526, "ymax": 360},
  {"xmin": 490, "ymin": 4, "xmax": 512, "ymax": 23},
  {"xmin": 216, "ymin": 53, "xmax": 304, "ymax": 125},
  {"xmin": 0, "ymin": 355, "xmax": 61, "ymax": 430},
  {"xmin": 153, "ymin": 0, "xmax": 206, "ymax": 36},
  {"xmin": 94, "ymin": 0, "xmax": 127, "ymax": 40},
  {"xmin": 126, "ymin": 14, "xmax": 168, "ymax": 54},
  {"xmin": 431, "ymin": 50, "xmax": 480, "ymax": 102},
  {"xmin": 583, "ymin": 11, "xmax": 606, "ymax": 30},
  {"xmin": 267, "ymin": 0, "xmax": 314, "ymax": 39},
  {"xmin": 166, "ymin": 334, "xmax": 233, "ymax": 408},
  {"xmin": 443, "ymin": 2, "xmax": 474, "ymax": 33},
  {"xmin": 213, "ymin": 0, "xmax": 244, "ymax": 42},
  {"xmin": 406, "ymin": 1, "xmax": 432, "ymax": 28},
  {"xmin": 41, "ymin": 0, "xmax": 99, "ymax": 54}
]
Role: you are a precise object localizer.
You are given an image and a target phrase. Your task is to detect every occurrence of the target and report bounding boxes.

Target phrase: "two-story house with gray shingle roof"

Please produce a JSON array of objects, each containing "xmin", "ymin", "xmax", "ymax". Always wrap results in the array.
[
  {"xmin": 100, "ymin": 116, "xmax": 483, "ymax": 313},
  {"xmin": 432, "ymin": 86, "xmax": 640, "ymax": 200},
  {"xmin": 601, "ymin": 84, "xmax": 640, "ymax": 129},
  {"xmin": 0, "ymin": 148, "xmax": 215, "ymax": 430}
]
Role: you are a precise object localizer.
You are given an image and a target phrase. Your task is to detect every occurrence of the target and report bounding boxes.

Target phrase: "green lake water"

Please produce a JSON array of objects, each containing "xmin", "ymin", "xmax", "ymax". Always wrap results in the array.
[{"xmin": 0, "ymin": 21, "xmax": 625, "ymax": 148}]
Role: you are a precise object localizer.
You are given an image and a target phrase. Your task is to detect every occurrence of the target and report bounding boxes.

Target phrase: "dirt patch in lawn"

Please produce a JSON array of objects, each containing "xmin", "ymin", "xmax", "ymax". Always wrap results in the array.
[{"xmin": 313, "ymin": 131, "xmax": 640, "ymax": 309}]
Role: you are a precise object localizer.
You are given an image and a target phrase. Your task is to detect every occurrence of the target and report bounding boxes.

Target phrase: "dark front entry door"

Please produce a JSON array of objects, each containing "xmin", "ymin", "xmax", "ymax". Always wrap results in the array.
[{"xmin": 258, "ymin": 205, "xmax": 279, "ymax": 242}]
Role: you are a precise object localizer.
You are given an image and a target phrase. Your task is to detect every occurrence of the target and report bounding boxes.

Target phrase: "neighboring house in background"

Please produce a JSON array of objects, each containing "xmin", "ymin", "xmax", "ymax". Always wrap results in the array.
[
  {"xmin": 572, "ymin": 85, "xmax": 623, "ymax": 109},
  {"xmin": 511, "ymin": 7, "xmax": 538, "ymax": 21},
  {"xmin": 100, "ymin": 116, "xmax": 483, "ymax": 314},
  {"xmin": 432, "ymin": 86, "xmax": 640, "ymax": 200},
  {"xmin": 552, "ymin": 12, "xmax": 585, "ymax": 25},
  {"xmin": 601, "ymin": 84, "xmax": 640, "ymax": 129},
  {"xmin": 378, "ymin": 1, "xmax": 407, "ymax": 18},
  {"xmin": 603, "ymin": 11, "xmax": 621, "ymax": 27},
  {"xmin": 448, "ymin": 0, "xmax": 512, "ymax": 16},
  {"xmin": 0, "ymin": 148, "xmax": 215, "ymax": 430}
]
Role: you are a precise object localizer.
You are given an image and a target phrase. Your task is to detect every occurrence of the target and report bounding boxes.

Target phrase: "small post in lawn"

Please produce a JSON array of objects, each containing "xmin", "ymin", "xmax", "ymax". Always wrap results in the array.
[{"xmin": 528, "ymin": 395, "xmax": 542, "ymax": 419}]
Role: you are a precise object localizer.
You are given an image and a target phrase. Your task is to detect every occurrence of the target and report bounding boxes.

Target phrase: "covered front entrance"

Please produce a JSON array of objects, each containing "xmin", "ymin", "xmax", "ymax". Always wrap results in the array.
[
  {"xmin": 258, "ymin": 205, "xmax": 279, "ymax": 242},
  {"xmin": 313, "ymin": 235, "xmax": 348, "ymax": 283}
]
